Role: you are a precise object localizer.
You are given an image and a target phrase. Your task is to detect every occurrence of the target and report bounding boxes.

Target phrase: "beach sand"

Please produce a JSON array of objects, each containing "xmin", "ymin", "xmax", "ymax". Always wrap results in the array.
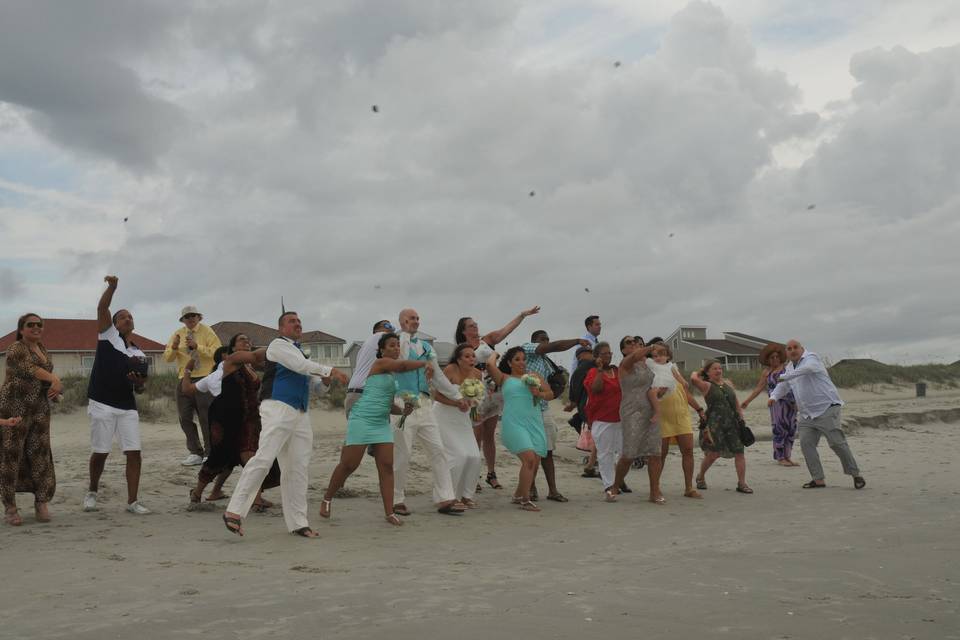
[{"xmin": 2, "ymin": 385, "xmax": 958, "ymax": 639}]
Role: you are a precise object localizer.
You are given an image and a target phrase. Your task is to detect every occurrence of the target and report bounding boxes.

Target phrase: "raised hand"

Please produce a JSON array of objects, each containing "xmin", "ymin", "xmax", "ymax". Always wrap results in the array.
[
  {"xmin": 104, "ymin": 275, "xmax": 119, "ymax": 288},
  {"xmin": 522, "ymin": 305, "xmax": 541, "ymax": 318}
]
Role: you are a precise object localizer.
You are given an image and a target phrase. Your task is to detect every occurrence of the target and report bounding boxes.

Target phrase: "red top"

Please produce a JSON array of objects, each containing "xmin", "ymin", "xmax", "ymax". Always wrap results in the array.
[{"xmin": 584, "ymin": 367, "xmax": 621, "ymax": 423}]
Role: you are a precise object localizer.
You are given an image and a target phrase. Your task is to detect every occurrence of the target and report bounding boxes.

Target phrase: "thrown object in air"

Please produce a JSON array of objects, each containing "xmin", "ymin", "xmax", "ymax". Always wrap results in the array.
[
  {"xmin": 614, "ymin": 61, "xmax": 621, "ymax": 68},
  {"xmin": 584, "ymin": 288, "xmax": 590, "ymax": 293},
  {"xmin": 372, "ymin": 105, "xmax": 379, "ymax": 113},
  {"xmin": 807, "ymin": 204, "xmax": 816, "ymax": 210},
  {"xmin": 668, "ymin": 233, "xmax": 674, "ymax": 237},
  {"xmin": 529, "ymin": 191, "xmax": 536, "ymax": 197}
]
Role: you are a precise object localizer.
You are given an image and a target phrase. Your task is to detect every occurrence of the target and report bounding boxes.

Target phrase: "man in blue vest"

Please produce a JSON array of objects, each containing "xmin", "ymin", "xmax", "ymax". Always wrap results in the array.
[
  {"xmin": 392, "ymin": 308, "xmax": 469, "ymax": 516},
  {"xmin": 223, "ymin": 311, "xmax": 348, "ymax": 537}
]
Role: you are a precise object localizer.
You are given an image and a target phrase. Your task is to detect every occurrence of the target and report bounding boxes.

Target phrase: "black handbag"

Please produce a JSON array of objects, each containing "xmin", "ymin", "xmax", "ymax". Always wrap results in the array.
[
  {"xmin": 544, "ymin": 359, "xmax": 568, "ymax": 398},
  {"xmin": 737, "ymin": 416, "xmax": 756, "ymax": 447}
]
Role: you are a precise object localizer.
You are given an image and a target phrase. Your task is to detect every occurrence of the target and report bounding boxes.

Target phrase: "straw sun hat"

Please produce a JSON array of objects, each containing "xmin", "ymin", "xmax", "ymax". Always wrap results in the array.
[{"xmin": 759, "ymin": 342, "xmax": 787, "ymax": 367}]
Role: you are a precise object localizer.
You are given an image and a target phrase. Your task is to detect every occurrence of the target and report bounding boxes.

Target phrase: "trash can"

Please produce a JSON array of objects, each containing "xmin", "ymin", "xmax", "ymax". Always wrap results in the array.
[{"xmin": 916, "ymin": 382, "xmax": 927, "ymax": 398}]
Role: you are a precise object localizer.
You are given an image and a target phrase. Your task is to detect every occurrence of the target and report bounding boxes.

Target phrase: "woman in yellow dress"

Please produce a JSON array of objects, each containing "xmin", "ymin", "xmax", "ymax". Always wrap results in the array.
[{"xmin": 654, "ymin": 344, "xmax": 706, "ymax": 498}]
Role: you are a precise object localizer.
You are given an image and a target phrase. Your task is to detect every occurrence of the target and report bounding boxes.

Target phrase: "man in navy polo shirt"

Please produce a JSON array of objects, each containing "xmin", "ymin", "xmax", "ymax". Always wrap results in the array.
[
  {"xmin": 83, "ymin": 276, "xmax": 151, "ymax": 514},
  {"xmin": 223, "ymin": 311, "xmax": 348, "ymax": 537}
]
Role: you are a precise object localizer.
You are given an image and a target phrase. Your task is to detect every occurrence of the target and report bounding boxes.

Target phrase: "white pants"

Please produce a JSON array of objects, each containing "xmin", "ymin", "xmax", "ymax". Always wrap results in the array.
[
  {"xmin": 592, "ymin": 421, "xmax": 622, "ymax": 491},
  {"xmin": 393, "ymin": 401, "xmax": 456, "ymax": 505},
  {"xmin": 226, "ymin": 400, "xmax": 313, "ymax": 532},
  {"xmin": 435, "ymin": 403, "xmax": 484, "ymax": 501}
]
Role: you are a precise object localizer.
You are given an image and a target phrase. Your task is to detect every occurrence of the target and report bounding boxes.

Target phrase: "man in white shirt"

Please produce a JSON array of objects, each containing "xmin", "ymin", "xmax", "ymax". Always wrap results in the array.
[
  {"xmin": 392, "ymin": 308, "xmax": 469, "ymax": 516},
  {"xmin": 770, "ymin": 340, "xmax": 865, "ymax": 490},
  {"xmin": 222, "ymin": 311, "xmax": 349, "ymax": 537},
  {"xmin": 344, "ymin": 319, "xmax": 395, "ymax": 417},
  {"xmin": 570, "ymin": 315, "xmax": 601, "ymax": 372}
]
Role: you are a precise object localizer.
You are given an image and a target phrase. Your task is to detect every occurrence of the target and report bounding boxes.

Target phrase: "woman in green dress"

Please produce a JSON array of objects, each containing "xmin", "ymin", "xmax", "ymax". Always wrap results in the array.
[
  {"xmin": 485, "ymin": 347, "xmax": 554, "ymax": 512},
  {"xmin": 690, "ymin": 360, "xmax": 752, "ymax": 494},
  {"xmin": 318, "ymin": 333, "xmax": 430, "ymax": 527}
]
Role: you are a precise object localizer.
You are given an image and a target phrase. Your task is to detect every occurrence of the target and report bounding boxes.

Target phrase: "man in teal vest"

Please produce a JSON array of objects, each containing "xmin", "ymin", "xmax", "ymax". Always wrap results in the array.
[{"xmin": 393, "ymin": 308, "xmax": 469, "ymax": 516}]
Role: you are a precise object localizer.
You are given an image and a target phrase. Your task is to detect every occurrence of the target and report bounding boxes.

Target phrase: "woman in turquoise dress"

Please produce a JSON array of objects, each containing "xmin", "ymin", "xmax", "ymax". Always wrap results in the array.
[
  {"xmin": 318, "ymin": 333, "xmax": 430, "ymax": 527},
  {"xmin": 485, "ymin": 347, "xmax": 553, "ymax": 512}
]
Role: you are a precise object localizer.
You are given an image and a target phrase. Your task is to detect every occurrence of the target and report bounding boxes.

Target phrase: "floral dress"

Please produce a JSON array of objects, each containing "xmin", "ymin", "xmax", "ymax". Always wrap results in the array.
[
  {"xmin": 0, "ymin": 341, "xmax": 56, "ymax": 505},
  {"xmin": 767, "ymin": 369, "xmax": 798, "ymax": 460},
  {"xmin": 700, "ymin": 382, "xmax": 744, "ymax": 458}
]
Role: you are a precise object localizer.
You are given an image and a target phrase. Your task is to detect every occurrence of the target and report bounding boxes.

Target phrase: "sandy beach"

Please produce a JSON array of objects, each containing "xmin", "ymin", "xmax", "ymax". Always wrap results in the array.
[{"xmin": 2, "ymin": 385, "xmax": 958, "ymax": 640}]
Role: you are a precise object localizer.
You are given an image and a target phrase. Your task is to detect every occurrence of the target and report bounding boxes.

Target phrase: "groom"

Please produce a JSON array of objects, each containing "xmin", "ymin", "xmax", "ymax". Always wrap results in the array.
[{"xmin": 393, "ymin": 308, "xmax": 469, "ymax": 516}]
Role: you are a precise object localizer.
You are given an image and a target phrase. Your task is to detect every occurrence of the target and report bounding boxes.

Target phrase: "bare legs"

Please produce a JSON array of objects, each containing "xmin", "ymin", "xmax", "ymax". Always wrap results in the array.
[
  {"xmin": 474, "ymin": 415, "xmax": 499, "ymax": 474},
  {"xmin": 514, "ymin": 451, "xmax": 540, "ymax": 510},
  {"xmin": 613, "ymin": 454, "xmax": 662, "ymax": 502},
  {"xmin": 697, "ymin": 451, "xmax": 749, "ymax": 490},
  {"xmin": 321, "ymin": 443, "xmax": 399, "ymax": 525},
  {"xmin": 661, "ymin": 434, "xmax": 700, "ymax": 497},
  {"xmin": 87, "ymin": 450, "xmax": 141, "ymax": 505}
]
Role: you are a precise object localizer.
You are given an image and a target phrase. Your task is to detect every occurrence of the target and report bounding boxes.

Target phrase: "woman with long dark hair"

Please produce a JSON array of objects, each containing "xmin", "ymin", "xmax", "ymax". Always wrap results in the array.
[
  {"xmin": 181, "ymin": 333, "xmax": 279, "ymax": 510},
  {"xmin": 485, "ymin": 347, "xmax": 553, "ymax": 511},
  {"xmin": 434, "ymin": 343, "xmax": 484, "ymax": 508},
  {"xmin": 454, "ymin": 306, "xmax": 539, "ymax": 491},
  {"xmin": 319, "ymin": 333, "xmax": 430, "ymax": 527},
  {"xmin": 692, "ymin": 360, "xmax": 751, "ymax": 493},
  {"xmin": 1, "ymin": 314, "xmax": 61, "ymax": 525}
]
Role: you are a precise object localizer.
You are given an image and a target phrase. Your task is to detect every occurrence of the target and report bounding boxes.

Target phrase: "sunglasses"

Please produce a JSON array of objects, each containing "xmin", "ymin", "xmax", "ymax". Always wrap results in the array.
[
  {"xmin": 25, "ymin": 321, "xmax": 44, "ymax": 329},
  {"xmin": 184, "ymin": 314, "xmax": 200, "ymax": 319}
]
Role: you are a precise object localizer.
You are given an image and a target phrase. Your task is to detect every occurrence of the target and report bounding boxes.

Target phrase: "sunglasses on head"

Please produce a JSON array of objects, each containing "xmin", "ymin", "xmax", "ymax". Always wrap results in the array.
[{"xmin": 25, "ymin": 321, "xmax": 43, "ymax": 329}]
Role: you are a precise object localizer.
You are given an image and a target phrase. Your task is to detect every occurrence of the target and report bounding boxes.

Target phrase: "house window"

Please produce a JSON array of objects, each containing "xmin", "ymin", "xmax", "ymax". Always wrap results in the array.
[{"xmin": 81, "ymin": 355, "xmax": 96, "ymax": 376}]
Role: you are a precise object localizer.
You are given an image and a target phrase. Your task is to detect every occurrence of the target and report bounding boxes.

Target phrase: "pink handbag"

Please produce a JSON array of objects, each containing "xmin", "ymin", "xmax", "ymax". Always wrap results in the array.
[{"xmin": 576, "ymin": 426, "xmax": 594, "ymax": 452}]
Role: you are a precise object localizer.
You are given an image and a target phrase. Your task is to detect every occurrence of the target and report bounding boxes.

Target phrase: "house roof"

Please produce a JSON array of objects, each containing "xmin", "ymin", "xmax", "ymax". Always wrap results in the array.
[
  {"xmin": 685, "ymin": 339, "xmax": 762, "ymax": 356},
  {"xmin": 830, "ymin": 358, "xmax": 886, "ymax": 367},
  {"xmin": 723, "ymin": 331, "xmax": 776, "ymax": 344},
  {"xmin": 0, "ymin": 319, "xmax": 166, "ymax": 352},
  {"xmin": 211, "ymin": 321, "xmax": 344, "ymax": 347}
]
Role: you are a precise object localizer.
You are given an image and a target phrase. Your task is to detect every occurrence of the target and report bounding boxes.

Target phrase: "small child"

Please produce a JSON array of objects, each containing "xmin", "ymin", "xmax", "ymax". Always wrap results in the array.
[{"xmin": 646, "ymin": 344, "xmax": 677, "ymax": 424}]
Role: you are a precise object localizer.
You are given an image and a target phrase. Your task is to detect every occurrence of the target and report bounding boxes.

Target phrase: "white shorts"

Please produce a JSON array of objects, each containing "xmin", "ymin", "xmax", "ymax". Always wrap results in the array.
[{"xmin": 88, "ymin": 400, "xmax": 142, "ymax": 453}]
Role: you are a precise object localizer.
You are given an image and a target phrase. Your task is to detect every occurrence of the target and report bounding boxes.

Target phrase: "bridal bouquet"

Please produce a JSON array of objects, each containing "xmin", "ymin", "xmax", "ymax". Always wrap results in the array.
[
  {"xmin": 460, "ymin": 378, "xmax": 486, "ymax": 422},
  {"xmin": 396, "ymin": 391, "xmax": 420, "ymax": 430},
  {"xmin": 521, "ymin": 374, "xmax": 542, "ymax": 406}
]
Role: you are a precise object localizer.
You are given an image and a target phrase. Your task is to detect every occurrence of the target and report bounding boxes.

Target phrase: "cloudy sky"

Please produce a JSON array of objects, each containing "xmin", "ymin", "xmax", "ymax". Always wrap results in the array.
[{"xmin": 1, "ymin": 0, "xmax": 958, "ymax": 363}]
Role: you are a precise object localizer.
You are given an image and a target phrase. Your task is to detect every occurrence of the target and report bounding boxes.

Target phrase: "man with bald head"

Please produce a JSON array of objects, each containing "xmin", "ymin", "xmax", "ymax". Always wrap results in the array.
[
  {"xmin": 769, "ymin": 340, "xmax": 865, "ymax": 490},
  {"xmin": 393, "ymin": 308, "xmax": 468, "ymax": 516}
]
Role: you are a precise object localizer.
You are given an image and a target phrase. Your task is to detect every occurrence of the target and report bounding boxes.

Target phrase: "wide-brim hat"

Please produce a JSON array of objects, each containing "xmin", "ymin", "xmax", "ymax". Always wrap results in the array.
[
  {"xmin": 179, "ymin": 305, "xmax": 202, "ymax": 321},
  {"xmin": 759, "ymin": 342, "xmax": 787, "ymax": 366}
]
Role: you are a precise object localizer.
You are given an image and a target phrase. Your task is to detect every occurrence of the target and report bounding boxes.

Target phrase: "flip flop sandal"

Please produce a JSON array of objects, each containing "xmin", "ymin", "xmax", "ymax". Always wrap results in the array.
[
  {"xmin": 222, "ymin": 514, "xmax": 243, "ymax": 536},
  {"xmin": 604, "ymin": 490, "xmax": 618, "ymax": 503},
  {"xmin": 292, "ymin": 527, "xmax": 319, "ymax": 537},
  {"xmin": 189, "ymin": 489, "xmax": 202, "ymax": 504},
  {"xmin": 485, "ymin": 472, "xmax": 503, "ymax": 489},
  {"xmin": 619, "ymin": 483, "xmax": 632, "ymax": 494},
  {"xmin": 205, "ymin": 494, "xmax": 229, "ymax": 501},
  {"xmin": 581, "ymin": 468, "xmax": 599, "ymax": 478},
  {"xmin": 437, "ymin": 504, "xmax": 463, "ymax": 516},
  {"xmin": 802, "ymin": 481, "xmax": 826, "ymax": 489},
  {"xmin": 650, "ymin": 496, "xmax": 666, "ymax": 505},
  {"xmin": 854, "ymin": 477, "xmax": 866, "ymax": 490},
  {"xmin": 547, "ymin": 493, "xmax": 569, "ymax": 502},
  {"xmin": 684, "ymin": 489, "xmax": 703, "ymax": 499},
  {"xmin": 518, "ymin": 500, "xmax": 541, "ymax": 512},
  {"xmin": 736, "ymin": 485, "xmax": 754, "ymax": 494},
  {"xmin": 393, "ymin": 505, "xmax": 411, "ymax": 516},
  {"xmin": 695, "ymin": 477, "xmax": 708, "ymax": 490}
]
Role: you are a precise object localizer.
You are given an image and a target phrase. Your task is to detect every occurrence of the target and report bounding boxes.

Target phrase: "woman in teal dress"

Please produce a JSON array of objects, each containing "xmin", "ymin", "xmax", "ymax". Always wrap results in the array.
[
  {"xmin": 485, "ymin": 347, "xmax": 553, "ymax": 512},
  {"xmin": 690, "ymin": 360, "xmax": 752, "ymax": 494},
  {"xmin": 318, "ymin": 333, "xmax": 430, "ymax": 527}
]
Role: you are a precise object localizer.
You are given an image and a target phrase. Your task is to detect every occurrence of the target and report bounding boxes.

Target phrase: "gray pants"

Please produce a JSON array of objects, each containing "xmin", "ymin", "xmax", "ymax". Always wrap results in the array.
[
  {"xmin": 176, "ymin": 380, "xmax": 214, "ymax": 456},
  {"xmin": 799, "ymin": 405, "xmax": 860, "ymax": 481}
]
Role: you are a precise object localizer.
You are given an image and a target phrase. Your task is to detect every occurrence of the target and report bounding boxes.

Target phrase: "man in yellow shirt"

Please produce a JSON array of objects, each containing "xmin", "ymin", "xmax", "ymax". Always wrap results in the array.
[{"xmin": 164, "ymin": 306, "xmax": 222, "ymax": 466}]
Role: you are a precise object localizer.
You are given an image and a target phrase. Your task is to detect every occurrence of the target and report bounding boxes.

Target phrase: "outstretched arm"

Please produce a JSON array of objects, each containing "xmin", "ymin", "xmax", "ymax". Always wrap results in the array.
[
  {"xmin": 485, "ymin": 353, "xmax": 507, "ymax": 387},
  {"xmin": 690, "ymin": 371, "xmax": 710, "ymax": 396},
  {"xmin": 97, "ymin": 276, "xmax": 118, "ymax": 333},
  {"xmin": 535, "ymin": 337, "xmax": 590, "ymax": 355},
  {"xmin": 740, "ymin": 369, "xmax": 769, "ymax": 408},
  {"xmin": 483, "ymin": 306, "xmax": 540, "ymax": 346},
  {"xmin": 619, "ymin": 345, "xmax": 654, "ymax": 373},
  {"xmin": 778, "ymin": 353, "xmax": 825, "ymax": 380}
]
